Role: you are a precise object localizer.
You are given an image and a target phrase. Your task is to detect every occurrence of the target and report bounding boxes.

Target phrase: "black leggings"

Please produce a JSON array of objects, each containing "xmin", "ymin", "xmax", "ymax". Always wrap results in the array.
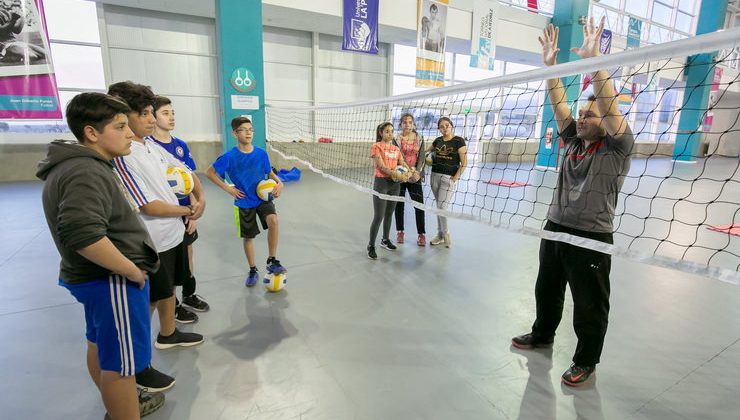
[
  {"xmin": 394, "ymin": 181, "xmax": 425, "ymax": 234},
  {"xmin": 368, "ymin": 177, "xmax": 400, "ymax": 246},
  {"xmin": 531, "ymin": 220, "xmax": 613, "ymax": 366}
]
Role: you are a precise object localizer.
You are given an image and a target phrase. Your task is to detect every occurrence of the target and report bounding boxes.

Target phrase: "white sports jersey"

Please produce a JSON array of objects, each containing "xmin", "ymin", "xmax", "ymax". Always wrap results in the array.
[{"xmin": 113, "ymin": 138, "xmax": 189, "ymax": 252}]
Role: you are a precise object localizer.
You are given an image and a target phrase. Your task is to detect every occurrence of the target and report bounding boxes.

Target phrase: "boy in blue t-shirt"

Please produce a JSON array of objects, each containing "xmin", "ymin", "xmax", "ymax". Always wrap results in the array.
[
  {"xmin": 205, "ymin": 117, "xmax": 286, "ymax": 286},
  {"xmin": 150, "ymin": 96, "xmax": 209, "ymax": 322}
]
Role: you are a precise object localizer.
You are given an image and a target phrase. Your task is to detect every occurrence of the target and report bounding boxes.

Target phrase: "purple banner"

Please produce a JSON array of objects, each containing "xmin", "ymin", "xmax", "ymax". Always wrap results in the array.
[
  {"xmin": 342, "ymin": 0, "xmax": 379, "ymax": 54},
  {"xmin": 0, "ymin": 0, "xmax": 62, "ymax": 119},
  {"xmin": 600, "ymin": 29, "xmax": 612, "ymax": 55}
]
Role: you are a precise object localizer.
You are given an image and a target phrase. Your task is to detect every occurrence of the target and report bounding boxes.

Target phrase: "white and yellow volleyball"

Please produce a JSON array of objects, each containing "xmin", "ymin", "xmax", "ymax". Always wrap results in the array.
[
  {"xmin": 256, "ymin": 179, "xmax": 277, "ymax": 201},
  {"xmin": 263, "ymin": 272, "xmax": 287, "ymax": 292},
  {"xmin": 166, "ymin": 166, "xmax": 194, "ymax": 198}
]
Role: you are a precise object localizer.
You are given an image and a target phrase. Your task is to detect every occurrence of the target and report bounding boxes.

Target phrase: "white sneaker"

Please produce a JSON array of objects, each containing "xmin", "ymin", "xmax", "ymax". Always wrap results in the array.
[
  {"xmin": 444, "ymin": 232, "xmax": 451, "ymax": 248},
  {"xmin": 430, "ymin": 235, "xmax": 445, "ymax": 246}
]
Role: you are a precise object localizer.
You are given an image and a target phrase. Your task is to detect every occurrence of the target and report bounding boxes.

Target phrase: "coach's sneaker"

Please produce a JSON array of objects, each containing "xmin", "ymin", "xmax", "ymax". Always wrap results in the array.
[
  {"xmin": 430, "ymin": 235, "xmax": 445, "ymax": 246},
  {"xmin": 246, "ymin": 267, "xmax": 259, "ymax": 287},
  {"xmin": 561, "ymin": 364, "xmax": 595, "ymax": 387},
  {"xmin": 175, "ymin": 304, "xmax": 198, "ymax": 324},
  {"xmin": 417, "ymin": 234, "xmax": 426, "ymax": 246},
  {"xmin": 367, "ymin": 245, "xmax": 377, "ymax": 260},
  {"xmin": 136, "ymin": 365, "xmax": 175, "ymax": 392},
  {"xmin": 444, "ymin": 232, "xmax": 452, "ymax": 248},
  {"xmin": 155, "ymin": 328, "xmax": 204, "ymax": 350},
  {"xmin": 182, "ymin": 294, "xmax": 210, "ymax": 312},
  {"xmin": 266, "ymin": 257, "xmax": 286, "ymax": 274},
  {"xmin": 397, "ymin": 231, "xmax": 405, "ymax": 244},
  {"xmin": 104, "ymin": 389, "xmax": 165, "ymax": 419},
  {"xmin": 380, "ymin": 239, "xmax": 397, "ymax": 251},
  {"xmin": 511, "ymin": 333, "xmax": 554, "ymax": 350}
]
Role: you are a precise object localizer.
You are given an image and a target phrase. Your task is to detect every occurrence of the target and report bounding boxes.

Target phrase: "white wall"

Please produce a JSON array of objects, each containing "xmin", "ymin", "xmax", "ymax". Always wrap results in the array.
[{"xmin": 102, "ymin": 5, "xmax": 221, "ymax": 142}]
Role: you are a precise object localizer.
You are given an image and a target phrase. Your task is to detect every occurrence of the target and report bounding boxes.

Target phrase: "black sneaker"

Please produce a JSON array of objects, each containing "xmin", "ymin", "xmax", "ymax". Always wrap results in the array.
[
  {"xmin": 182, "ymin": 294, "xmax": 210, "ymax": 312},
  {"xmin": 135, "ymin": 365, "xmax": 175, "ymax": 392},
  {"xmin": 155, "ymin": 328, "xmax": 204, "ymax": 350},
  {"xmin": 380, "ymin": 239, "xmax": 397, "ymax": 251},
  {"xmin": 104, "ymin": 389, "xmax": 165, "ymax": 419},
  {"xmin": 175, "ymin": 305, "xmax": 198, "ymax": 324},
  {"xmin": 561, "ymin": 364, "xmax": 596, "ymax": 387},
  {"xmin": 367, "ymin": 245, "xmax": 377, "ymax": 260},
  {"xmin": 511, "ymin": 333, "xmax": 554, "ymax": 350}
]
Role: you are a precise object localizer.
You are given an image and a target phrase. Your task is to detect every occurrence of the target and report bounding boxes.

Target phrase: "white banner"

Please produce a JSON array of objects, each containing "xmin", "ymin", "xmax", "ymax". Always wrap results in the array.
[{"xmin": 469, "ymin": 0, "xmax": 497, "ymax": 70}]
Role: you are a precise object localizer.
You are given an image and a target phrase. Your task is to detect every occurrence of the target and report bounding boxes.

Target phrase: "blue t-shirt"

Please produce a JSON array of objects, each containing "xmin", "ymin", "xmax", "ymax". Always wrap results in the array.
[
  {"xmin": 149, "ymin": 135, "xmax": 196, "ymax": 206},
  {"xmin": 212, "ymin": 146, "xmax": 271, "ymax": 209}
]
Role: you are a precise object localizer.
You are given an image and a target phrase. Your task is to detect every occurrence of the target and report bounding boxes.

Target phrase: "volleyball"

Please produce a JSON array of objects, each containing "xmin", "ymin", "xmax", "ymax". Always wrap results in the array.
[
  {"xmin": 263, "ymin": 272, "xmax": 287, "ymax": 292},
  {"xmin": 166, "ymin": 166, "xmax": 193, "ymax": 198},
  {"xmin": 256, "ymin": 179, "xmax": 277, "ymax": 201}
]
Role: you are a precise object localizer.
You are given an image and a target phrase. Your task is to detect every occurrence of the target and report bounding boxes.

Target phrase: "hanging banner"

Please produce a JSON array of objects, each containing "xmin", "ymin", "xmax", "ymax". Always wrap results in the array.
[
  {"xmin": 416, "ymin": 0, "xmax": 448, "ymax": 88},
  {"xmin": 704, "ymin": 67, "xmax": 723, "ymax": 129},
  {"xmin": 600, "ymin": 29, "xmax": 612, "ymax": 54},
  {"xmin": 342, "ymin": 0, "xmax": 379, "ymax": 54},
  {"xmin": 0, "ymin": 0, "xmax": 61, "ymax": 119},
  {"xmin": 626, "ymin": 17, "xmax": 642, "ymax": 50},
  {"xmin": 469, "ymin": 0, "xmax": 497, "ymax": 71},
  {"xmin": 527, "ymin": 0, "xmax": 538, "ymax": 13}
]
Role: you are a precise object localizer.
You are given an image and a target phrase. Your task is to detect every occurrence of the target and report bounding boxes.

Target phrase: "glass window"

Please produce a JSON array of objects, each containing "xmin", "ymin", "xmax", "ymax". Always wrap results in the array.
[
  {"xmin": 44, "ymin": 0, "xmax": 100, "ymax": 43},
  {"xmin": 454, "ymin": 55, "xmax": 504, "ymax": 81},
  {"xmin": 49, "ymin": 44, "xmax": 106, "ymax": 90},
  {"xmin": 678, "ymin": 0, "xmax": 698, "ymax": 13},
  {"xmin": 599, "ymin": 0, "xmax": 621, "ymax": 8},
  {"xmin": 625, "ymin": 1, "xmax": 649, "ymax": 18},
  {"xmin": 651, "ymin": 2, "xmax": 673, "ymax": 26},
  {"xmin": 675, "ymin": 12, "xmax": 693, "ymax": 33},
  {"xmin": 393, "ymin": 44, "xmax": 416, "ymax": 76},
  {"xmin": 633, "ymin": 85, "xmax": 656, "ymax": 142},
  {"xmin": 655, "ymin": 88, "xmax": 678, "ymax": 141}
]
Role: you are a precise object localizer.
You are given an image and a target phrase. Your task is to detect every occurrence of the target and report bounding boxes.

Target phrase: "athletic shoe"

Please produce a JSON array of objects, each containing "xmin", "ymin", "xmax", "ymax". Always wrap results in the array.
[
  {"xmin": 561, "ymin": 364, "xmax": 595, "ymax": 387},
  {"xmin": 175, "ymin": 305, "xmax": 198, "ymax": 324},
  {"xmin": 155, "ymin": 328, "xmax": 204, "ymax": 350},
  {"xmin": 430, "ymin": 235, "xmax": 445, "ymax": 246},
  {"xmin": 417, "ymin": 234, "xmax": 426, "ymax": 246},
  {"xmin": 266, "ymin": 257, "xmax": 286, "ymax": 274},
  {"xmin": 511, "ymin": 333, "xmax": 554, "ymax": 350},
  {"xmin": 246, "ymin": 269, "xmax": 259, "ymax": 287},
  {"xmin": 396, "ymin": 231, "xmax": 405, "ymax": 244},
  {"xmin": 380, "ymin": 239, "xmax": 397, "ymax": 251},
  {"xmin": 444, "ymin": 232, "xmax": 452, "ymax": 248},
  {"xmin": 182, "ymin": 294, "xmax": 209, "ymax": 312},
  {"xmin": 104, "ymin": 389, "xmax": 165, "ymax": 419},
  {"xmin": 367, "ymin": 245, "xmax": 377, "ymax": 260},
  {"xmin": 135, "ymin": 365, "xmax": 175, "ymax": 392}
]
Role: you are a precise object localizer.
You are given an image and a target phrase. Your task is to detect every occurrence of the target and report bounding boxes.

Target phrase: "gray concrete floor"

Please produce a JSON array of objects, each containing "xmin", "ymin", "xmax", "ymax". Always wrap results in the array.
[{"xmin": 1, "ymin": 168, "xmax": 739, "ymax": 420}]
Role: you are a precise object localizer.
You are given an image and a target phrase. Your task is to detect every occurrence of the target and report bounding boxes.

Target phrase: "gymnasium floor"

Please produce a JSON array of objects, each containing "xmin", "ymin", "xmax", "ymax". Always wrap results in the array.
[{"xmin": 1, "ymin": 164, "xmax": 739, "ymax": 420}]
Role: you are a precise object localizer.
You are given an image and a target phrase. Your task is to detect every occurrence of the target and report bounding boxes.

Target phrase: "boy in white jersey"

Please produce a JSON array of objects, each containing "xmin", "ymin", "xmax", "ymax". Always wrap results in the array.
[
  {"xmin": 108, "ymin": 81, "xmax": 206, "ymax": 392},
  {"xmin": 150, "ymin": 95, "xmax": 209, "ymax": 323}
]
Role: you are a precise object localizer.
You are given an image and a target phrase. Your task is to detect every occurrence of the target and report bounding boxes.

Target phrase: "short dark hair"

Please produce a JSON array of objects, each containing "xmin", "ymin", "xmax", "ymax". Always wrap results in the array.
[
  {"xmin": 587, "ymin": 94, "xmax": 597, "ymax": 102},
  {"xmin": 231, "ymin": 116, "xmax": 252, "ymax": 131},
  {"xmin": 153, "ymin": 95, "xmax": 172, "ymax": 116},
  {"xmin": 65, "ymin": 92, "xmax": 131, "ymax": 143},
  {"xmin": 376, "ymin": 122, "xmax": 393, "ymax": 142},
  {"xmin": 430, "ymin": 4, "xmax": 438, "ymax": 12},
  {"xmin": 107, "ymin": 81, "xmax": 155, "ymax": 114}
]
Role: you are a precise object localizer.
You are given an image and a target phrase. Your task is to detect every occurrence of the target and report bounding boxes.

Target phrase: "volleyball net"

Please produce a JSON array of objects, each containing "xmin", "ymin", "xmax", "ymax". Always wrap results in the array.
[{"xmin": 265, "ymin": 27, "xmax": 740, "ymax": 284}]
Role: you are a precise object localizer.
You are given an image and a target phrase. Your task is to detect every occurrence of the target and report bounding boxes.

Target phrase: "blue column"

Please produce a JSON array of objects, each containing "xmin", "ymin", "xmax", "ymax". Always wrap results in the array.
[
  {"xmin": 216, "ymin": 0, "xmax": 266, "ymax": 151},
  {"xmin": 535, "ymin": 0, "xmax": 590, "ymax": 168},
  {"xmin": 673, "ymin": 0, "xmax": 727, "ymax": 161}
]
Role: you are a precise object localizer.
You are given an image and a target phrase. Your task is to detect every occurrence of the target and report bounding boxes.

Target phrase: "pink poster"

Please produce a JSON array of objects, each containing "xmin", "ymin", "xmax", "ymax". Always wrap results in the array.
[{"xmin": 0, "ymin": 0, "xmax": 62, "ymax": 119}]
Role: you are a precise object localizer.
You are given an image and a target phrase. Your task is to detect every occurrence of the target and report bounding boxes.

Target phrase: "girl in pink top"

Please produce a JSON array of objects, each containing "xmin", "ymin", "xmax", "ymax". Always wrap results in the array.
[{"xmin": 367, "ymin": 122, "xmax": 412, "ymax": 260}]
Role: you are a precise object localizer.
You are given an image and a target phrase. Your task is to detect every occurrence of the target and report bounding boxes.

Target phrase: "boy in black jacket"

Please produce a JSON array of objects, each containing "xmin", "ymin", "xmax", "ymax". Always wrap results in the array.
[{"xmin": 37, "ymin": 93, "xmax": 164, "ymax": 419}]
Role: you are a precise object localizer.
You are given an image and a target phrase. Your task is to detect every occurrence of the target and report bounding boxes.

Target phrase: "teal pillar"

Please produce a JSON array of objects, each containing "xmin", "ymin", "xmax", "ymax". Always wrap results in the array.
[
  {"xmin": 216, "ymin": 0, "xmax": 266, "ymax": 151},
  {"xmin": 673, "ymin": 0, "xmax": 727, "ymax": 161},
  {"xmin": 536, "ymin": 0, "xmax": 590, "ymax": 168}
]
